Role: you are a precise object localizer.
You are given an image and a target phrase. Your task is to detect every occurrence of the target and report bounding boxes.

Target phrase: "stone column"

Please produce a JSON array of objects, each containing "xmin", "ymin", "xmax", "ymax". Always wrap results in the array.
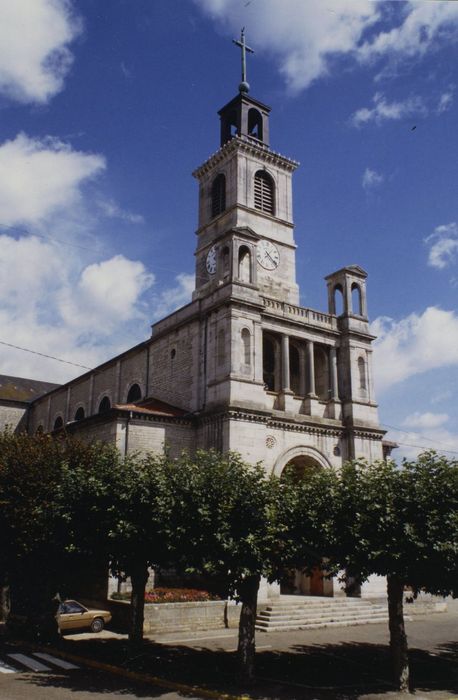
[
  {"xmin": 299, "ymin": 344, "xmax": 307, "ymax": 396},
  {"xmin": 281, "ymin": 334, "xmax": 290, "ymax": 392},
  {"xmin": 330, "ymin": 346, "xmax": 338, "ymax": 400},
  {"xmin": 306, "ymin": 340, "xmax": 316, "ymax": 396}
]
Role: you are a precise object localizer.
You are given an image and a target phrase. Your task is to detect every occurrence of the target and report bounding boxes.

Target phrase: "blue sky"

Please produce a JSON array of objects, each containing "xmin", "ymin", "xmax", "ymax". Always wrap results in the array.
[{"xmin": 0, "ymin": 0, "xmax": 457, "ymax": 459}]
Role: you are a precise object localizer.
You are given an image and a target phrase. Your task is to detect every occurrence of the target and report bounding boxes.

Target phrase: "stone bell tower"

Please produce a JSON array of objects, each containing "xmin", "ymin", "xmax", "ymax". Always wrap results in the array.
[{"xmin": 192, "ymin": 31, "xmax": 299, "ymax": 306}]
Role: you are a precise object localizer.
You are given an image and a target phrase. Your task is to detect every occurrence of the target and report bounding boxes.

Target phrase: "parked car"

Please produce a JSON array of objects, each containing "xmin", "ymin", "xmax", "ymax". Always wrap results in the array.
[{"xmin": 56, "ymin": 599, "xmax": 112, "ymax": 633}]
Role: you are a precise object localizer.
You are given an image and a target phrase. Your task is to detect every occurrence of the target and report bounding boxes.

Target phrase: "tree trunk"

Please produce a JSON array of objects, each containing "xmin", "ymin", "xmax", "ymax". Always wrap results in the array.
[
  {"xmin": 237, "ymin": 574, "xmax": 260, "ymax": 683},
  {"xmin": 129, "ymin": 563, "xmax": 149, "ymax": 647},
  {"xmin": 387, "ymin": 574, "xmax": 409, "ymax": 692}
]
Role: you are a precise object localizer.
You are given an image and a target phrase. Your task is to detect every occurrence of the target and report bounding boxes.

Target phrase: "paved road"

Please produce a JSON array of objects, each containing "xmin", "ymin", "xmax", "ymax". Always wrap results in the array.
[{"xmin": 0, "ymin": 605, "xmax": 457, "ymax": 699}]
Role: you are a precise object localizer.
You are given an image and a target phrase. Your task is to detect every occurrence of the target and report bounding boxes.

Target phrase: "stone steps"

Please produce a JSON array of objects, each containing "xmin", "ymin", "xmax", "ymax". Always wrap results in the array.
[{"xmin": 255, "ymin": 597, "xmax": 394, "ymax": 633}]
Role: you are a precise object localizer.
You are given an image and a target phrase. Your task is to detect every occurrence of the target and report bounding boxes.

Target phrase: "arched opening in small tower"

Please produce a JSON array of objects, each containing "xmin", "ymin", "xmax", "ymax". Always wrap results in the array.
[
  {"xmin": 98, "ymin": 396, "xmax": 111, "ymax": 414},
  {"xmin": 221, "ymin": 110, "xmax": 238, "ymax": 143},
  {"xmin": 254, "ymin": 170, "xmax": 275, "ymax": 215},
  {"xmin": 211, "ymin": 174, "xmax": 226, "ymax": 218},
  {"xmin": 263, "ymin": 333, "xmax": 279, "ymax": 391},
  {"xmin": 314, "ymin": 346, "xmax": 329, "ymax": 400},
  {"xmin": 241, "ymin": 328, "xmax": 251, "ymax": 367},
  {"xmin": 53, "ymin": 416, "xmax": 63, "ymax": 431},
  {"xmin": 351, "ymin": 283, "xmax": 363, "ymax": 316},
  {"xmin": 238, "ymin": 245, "xmax": 251, "ymax": 283},
  {"xmin": 333, "ymin": 284, "xmax": 344, "ymax": 316},
  {"xmin": 127, "ymin": 383, "xmax": 142, "ymax": 403},
  {"xmin": 248, "ymin": 108, "xmax": 263, "ymax": 141},
  {"xmin": 74, "ymin": 406, "xmax": 85, "ymax": 421},
  {"xmin": 289, "ymin": 343, "xmax": 301, "ymax": 395}
]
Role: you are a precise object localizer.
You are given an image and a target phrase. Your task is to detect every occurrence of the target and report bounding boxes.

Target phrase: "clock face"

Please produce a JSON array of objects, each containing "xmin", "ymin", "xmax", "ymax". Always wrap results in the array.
[
  {"xmin": 206, "ymin": 245, "xmax": 217, "ymax": 275},
  {"xmin": 257, "ymin": 240, "xmax": 280, "ymax": 270}
]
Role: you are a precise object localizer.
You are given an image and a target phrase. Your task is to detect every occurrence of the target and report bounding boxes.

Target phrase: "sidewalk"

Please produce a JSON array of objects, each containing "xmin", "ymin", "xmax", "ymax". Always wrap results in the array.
[{"xmin": 48, "ymin": 604, "xmax": 458, "ymax": 699}]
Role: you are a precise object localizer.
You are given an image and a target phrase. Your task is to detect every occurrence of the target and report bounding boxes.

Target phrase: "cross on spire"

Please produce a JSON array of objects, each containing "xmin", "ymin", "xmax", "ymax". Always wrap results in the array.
[{"xmin": 232, "ymin": 28, "xmax": 254, "ymax": 93}]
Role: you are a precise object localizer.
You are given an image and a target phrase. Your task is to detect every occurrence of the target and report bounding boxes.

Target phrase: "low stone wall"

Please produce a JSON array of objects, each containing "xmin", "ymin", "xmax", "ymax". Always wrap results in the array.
[{"xmin": 109, "ymin": 599, "xmax": 242, "ymax": 635}]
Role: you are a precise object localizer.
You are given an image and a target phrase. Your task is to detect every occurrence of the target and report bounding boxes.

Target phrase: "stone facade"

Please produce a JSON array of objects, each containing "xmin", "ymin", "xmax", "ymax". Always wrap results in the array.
[{"xmin": 5, "ymin": 86, "xmax": 389, "ymax": 600}]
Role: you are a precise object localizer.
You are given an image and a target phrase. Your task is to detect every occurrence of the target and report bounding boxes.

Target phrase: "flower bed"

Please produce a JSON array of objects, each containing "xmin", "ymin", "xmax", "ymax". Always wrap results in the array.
[{"xmin": 111, "ymin": 587, "xmax": 220, "ymax": 604}]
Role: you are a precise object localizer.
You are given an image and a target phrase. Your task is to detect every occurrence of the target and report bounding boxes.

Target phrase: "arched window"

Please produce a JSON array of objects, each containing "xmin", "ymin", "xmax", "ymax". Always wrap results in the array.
[
  {"xmin": 254, "ymin": 170, "xmax": 275, "ymax": 215},
  {"xmin": 127, "ymin": 383, "xmax": 142, "ymax": 403},
  {"xmin": 74, "ymin": 407, "xmax": 85, "ymax": 421},
  {"xmin": 358, "ymin": 357, "xmax": 367, "ymax": 391},
  {"xmin": 314, "ymin": 346, "xmax": 329, "ymax": 400},
  {"xmin": 333, "ymin": 285, "xmax": 344, "ymax": 316},
  {"xmin": 263, "ymin": 334, "xmax": 278, "ymax": 391},
  {"xmin": 98, "ymin": 396, "xmax": 111, "ymax": 414},
  {"xmin": 238, "ymin": 246, "xmax": 251, "ymax": 283},
  {"xmin": 53, "ymin": 416, "xmax": 63, "ymax": 431},
  {"xmin": 241, "ymin": 328, "xmax": 251, "ymax": 366},
  {"xmin": 248, "ymin": 108, "xmax": 263, "ymax": 141},
  {"xmin": 351, "ymin": 283, "xmax": 363, "ymax": 315},
  {"xmin": 211, "ymin": 174, "xmax": 226, "ymax": 218},
  {"xmin": 289, "ymin": 344, "xmax": 301, "ymax": 395}
]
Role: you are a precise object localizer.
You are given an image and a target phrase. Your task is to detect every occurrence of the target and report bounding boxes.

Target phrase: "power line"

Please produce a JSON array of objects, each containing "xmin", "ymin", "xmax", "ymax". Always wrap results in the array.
[
  {"xmin": 0, "ymin": 223, "xmax": 103, "ymax": 254},
  {"xmin": 0, "ymin": 340, "xmax": 93, "ymax": 371},
  {"xmin": 382, "ymin": 422, "xmax": 458, "ymax": 453}
]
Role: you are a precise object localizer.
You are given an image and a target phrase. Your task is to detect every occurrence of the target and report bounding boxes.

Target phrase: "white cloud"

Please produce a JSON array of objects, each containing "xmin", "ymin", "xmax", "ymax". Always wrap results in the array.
[
  {"xmin": 152, "ymin": 273, "xmax": 195, "ymax": 321},
  {"xmin": 372, "ymin": 307, "xmax": 458, "ymax": 392},
  {"xmin": 437, "ymin": 88, "xmax": 454, "ymax": 114},
  {"xmin": 97, "ymin": 198, "xmax": 144, "ymax": 224},
  {"xmin": 402, "ymin": 412, "xmax": 449, "ymax": 430},
  {"xmin": 351, "ymin": 92, "xmax": 425, "ymax": 127},
  {"xmin": 0, "ymin": 0, "xmax": 81, "ymax": 104},
  {"xmin": 195, "ymin": 0, "xmax": 458, "ymax": 93},
  {"xmin": 0, "ymin": 236, "xmax": 155, "ymax": 383},
  {"xmin": 425, "ymin": 222, "xmax": 458, "ymax": 270},
  {"xmin": 358, "ymin": 1, "xmax": 458, "ymax": 63},
  {"xmin": 362, "ymin": 167, "xmax": 383, "ymax": 190},
  {"xmin": 60, "ymin": 255, "xmax": 154, "ymax": 331},
  {"xmin": 0, "ymin": 133, "xmax": 105, "ymax": 226},
  {"xmin": 384, "ymin": 424, "xmax": 458, "ymax": 461}
]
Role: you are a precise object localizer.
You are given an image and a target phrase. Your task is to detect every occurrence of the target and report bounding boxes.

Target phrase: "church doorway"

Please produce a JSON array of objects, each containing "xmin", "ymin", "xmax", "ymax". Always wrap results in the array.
[{"xmin": 279, "ymin": 452, "xmax": 332, "ymax": 597}]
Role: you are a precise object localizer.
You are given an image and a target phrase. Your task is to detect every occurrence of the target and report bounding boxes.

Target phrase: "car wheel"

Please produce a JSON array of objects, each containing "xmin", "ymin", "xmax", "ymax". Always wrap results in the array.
[{"xmin": 90, "ymin": 617, "xmax": 104, "ymax": 633}]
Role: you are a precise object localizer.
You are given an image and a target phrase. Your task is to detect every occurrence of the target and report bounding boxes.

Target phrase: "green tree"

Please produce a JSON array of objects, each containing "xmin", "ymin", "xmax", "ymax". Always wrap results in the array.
[
  {"xmin": 157, "ymin": 450, "xmax": 278, "ymax": 681},
  {"xmin": 334, "ymin": 454, "xmax": 458, "ymax": 693}
]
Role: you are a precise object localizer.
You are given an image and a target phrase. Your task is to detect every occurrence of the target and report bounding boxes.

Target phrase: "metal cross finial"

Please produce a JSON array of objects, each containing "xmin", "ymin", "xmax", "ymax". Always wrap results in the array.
[{"xmin": 232, "ymin": 28, "xmax": 254, "ymax": 93}]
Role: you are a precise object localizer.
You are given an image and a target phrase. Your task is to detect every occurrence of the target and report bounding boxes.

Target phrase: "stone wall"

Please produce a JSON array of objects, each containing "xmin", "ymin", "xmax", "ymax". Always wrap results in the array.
[
  {"xmin": 0, "ymin": 404, "xmax": 27, "ymax": 432},
  {"xmin": 109, "ymin": 599, "xmax": 242, "ymax": 634}
]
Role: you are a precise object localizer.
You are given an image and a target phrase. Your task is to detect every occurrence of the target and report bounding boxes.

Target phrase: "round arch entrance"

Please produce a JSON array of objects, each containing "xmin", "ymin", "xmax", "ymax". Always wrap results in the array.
[{"xmin": 274, "ymin": 446, "xmax": 334, "ymax": 598}]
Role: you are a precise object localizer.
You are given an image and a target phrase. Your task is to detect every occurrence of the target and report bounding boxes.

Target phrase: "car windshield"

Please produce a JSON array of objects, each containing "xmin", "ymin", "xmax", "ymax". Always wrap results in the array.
[{"xmin": 58, "ymin": 601, "xmax": 86, "ymax": 614}]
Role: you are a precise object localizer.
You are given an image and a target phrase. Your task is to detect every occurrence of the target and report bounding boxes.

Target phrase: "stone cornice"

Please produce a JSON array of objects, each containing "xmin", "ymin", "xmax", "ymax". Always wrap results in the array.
[{"xmin": 193, "ymin": 135, "xmax": 299, "ymax": 179}]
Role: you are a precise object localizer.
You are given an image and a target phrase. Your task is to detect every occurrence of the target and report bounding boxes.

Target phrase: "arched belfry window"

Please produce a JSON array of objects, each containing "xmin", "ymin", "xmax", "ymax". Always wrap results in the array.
[
  {"xmin": 248, "ymin": 108, "xmax": 263, "ymax": 141},
  {"xmin": 333, "ymin": 285, "xmax": 344, "ymax": 316},
  {"xmin": 127, "ymin": 383, "xmax": 142, "ymax": 403},
  {"xmin": 53, "ymin": 416, "xmax": 63, "ymax": 431},
  {"xmin": 98, "ymin": 396, "xmax": 111, "ymax": 414},
  {"xmin": 211, "ymin": 174, "xmax": 226, "ymax": 218},
  {"xmin": 254, "ymin": 170, "xmax": 274, "ymax": 215}
]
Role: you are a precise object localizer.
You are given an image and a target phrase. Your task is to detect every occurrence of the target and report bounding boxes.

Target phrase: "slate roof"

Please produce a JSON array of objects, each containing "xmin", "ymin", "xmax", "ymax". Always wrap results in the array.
[{"xmin": 0, "ymin": 374, "xmax": 60, "ymax": 403}]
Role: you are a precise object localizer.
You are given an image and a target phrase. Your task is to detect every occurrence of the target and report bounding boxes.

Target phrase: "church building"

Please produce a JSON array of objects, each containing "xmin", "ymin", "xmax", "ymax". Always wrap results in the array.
[{"xmin": 1, "ymin": 35, "xmax": 391, "ymax": 600}]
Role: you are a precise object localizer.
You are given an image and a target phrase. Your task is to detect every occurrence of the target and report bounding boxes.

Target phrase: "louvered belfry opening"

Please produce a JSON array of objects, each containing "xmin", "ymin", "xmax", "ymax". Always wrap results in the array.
[
  {"xmin": 211, "ymin": 173, "xmax": 226, "ymax": 218},
  {"xmin": 254, "ymin": 170, "xmax": 274, "ymax": 215}
]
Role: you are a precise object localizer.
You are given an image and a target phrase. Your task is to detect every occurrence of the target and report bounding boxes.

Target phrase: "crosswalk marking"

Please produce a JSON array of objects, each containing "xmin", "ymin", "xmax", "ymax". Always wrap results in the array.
[
  {"xmin": 7, "ymin": 653, "xmax": 51, "ymax": 672},
  {"xmin": 33, "ymin": 652, "xmax": 79, "ymax": 670},
  {"xmin": 0, "ymin": 660, "xmax": 17, "ymax": 674}
]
